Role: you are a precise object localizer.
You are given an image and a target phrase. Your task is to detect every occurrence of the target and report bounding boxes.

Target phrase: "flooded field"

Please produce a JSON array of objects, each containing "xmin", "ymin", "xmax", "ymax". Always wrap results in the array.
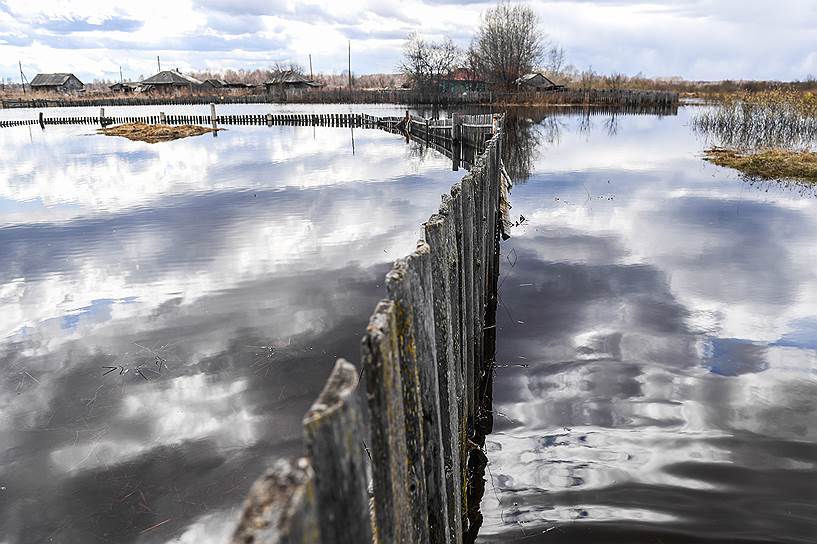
[
  {"xmin": 0, "ymin": 105, "xmax": 462, "ymax": 543},
  {"xmin": 3, "ymin": 102, "xmax": 815, "ymax": 544},
  {"xmin": 480, "ymin": 108, "xmax": 817, "ymax": 543}
]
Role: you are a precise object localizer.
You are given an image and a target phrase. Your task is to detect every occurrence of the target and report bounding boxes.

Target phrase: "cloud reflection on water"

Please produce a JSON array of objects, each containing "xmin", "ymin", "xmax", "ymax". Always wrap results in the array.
[
  {"xmin": 480, "ymin": 108, "xmax": 817, "ymax": 543},
  {"xmin": 0, "ymin": 119, "xmax": 461, "ymax": 543}
]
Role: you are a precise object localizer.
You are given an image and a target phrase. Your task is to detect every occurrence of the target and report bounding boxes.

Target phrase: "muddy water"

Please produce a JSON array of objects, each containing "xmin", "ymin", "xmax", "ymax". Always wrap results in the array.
[
  {"xmin": 0, "ymin": 110, "xmax": 461, "ymax": 543},
  {"xmin": 479, "ymin": 108, "xmax": 817, "ymax": 543}
]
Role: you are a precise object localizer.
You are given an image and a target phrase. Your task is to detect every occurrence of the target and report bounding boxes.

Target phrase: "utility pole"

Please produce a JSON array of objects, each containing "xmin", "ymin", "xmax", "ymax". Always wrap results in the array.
[
  {"xmin": 119, "ymin": 66, "xmax": 123, "ymax": 83},
  {"xmin": 157, "ymin": 56, "xmax": 161, "ymax": 73},
  {"xmin": 347, "ymin": 41, "xmax": 352, "ymax": 99},
  {"xmin": 309, "ymin": 54, "xmax": 313, "ymax": 81},
  {"xmin": 19, "ymin": 61, "xmax": 26, "ymax": 94}
]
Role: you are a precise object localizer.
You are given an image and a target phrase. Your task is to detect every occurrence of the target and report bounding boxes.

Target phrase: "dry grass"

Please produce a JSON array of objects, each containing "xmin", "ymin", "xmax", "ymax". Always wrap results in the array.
[
  {"xmin": 98, "ymin": 122, "xmax": 221, "ymax": 143},
  {"xmin": 693, "ymin": 90, "xmax": 817, "ymax": 149},
  {"xmin": 704, "ymin": 146, "xmax": 817, "ymax": 184}
]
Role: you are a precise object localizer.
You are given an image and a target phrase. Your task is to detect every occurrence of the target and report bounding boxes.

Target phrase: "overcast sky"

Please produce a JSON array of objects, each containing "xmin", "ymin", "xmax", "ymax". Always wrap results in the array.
[{"xmin": 1, "ymin": 0, "xmax": 816, "ymax": 83}]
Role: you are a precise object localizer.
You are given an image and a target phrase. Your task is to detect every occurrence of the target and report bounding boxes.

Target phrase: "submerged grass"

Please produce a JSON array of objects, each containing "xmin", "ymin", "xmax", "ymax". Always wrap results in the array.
[
  {"xmin": 695, "ymin": 91, "xmax": 817, "ymax": 185},
  {"xmin": 98, "ymin": 122, "xmax": 221, "ymax": 143},
  {"xmin": 693, "ymin": 90, "xmax": 817, "ymax": 149},
  {"xmin": 704, "ymin": 147, "xmax": 817, "ymax": 184}
]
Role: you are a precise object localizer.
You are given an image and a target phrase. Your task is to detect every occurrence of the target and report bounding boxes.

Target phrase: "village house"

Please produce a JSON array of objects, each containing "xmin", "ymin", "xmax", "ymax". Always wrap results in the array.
[
  {"xmin": 201, "ymin": 79, "xmax": 258, "ymax": 94},
  {"xmin": 30, "ymin": 73, "xmax": 85, "ymax": 93},
  {"xmin": 515, "ymin": 72, "xmax": 564, "ymax": 90},
  {"xmin": 139, "ymin": 69, "xmax": 203, "ymax": 95},
  {"xmin": 109, "ymin": 82, "xmax": 140, "ymax": 94},
  {"xmin": 440, "ymin": 68, "xmax": 487, "ymax": 95},
  {"xmin": 264, "ymin": 72, "xmax": 322, "ymax": 100}
]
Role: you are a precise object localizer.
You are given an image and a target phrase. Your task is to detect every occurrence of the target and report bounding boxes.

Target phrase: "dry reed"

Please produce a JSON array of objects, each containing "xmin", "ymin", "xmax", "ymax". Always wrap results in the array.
[
  {"xmin": 704, "ymin": 146, "xmax": 817, "ymax": 184},
  {"xmin": 98, "ymin": 122, "xmax": 221, "ymax": 143}
]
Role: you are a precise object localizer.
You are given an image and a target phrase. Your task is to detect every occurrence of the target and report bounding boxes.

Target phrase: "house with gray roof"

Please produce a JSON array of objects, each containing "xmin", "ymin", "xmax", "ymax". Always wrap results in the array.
[
  {"xmin": 139, "ymin": 69, "xmax": 203, "ymax": 94},
  {"xmin": 515, "ymin": 72, "xmax": 564, "ymax": 91},
  {"xmin": 264, "ymin": 72, "xmax": 322, "ymax": 100},
  {"xmin": 30, "ymin": 73, "xmax": 85, "ymax": 93}
]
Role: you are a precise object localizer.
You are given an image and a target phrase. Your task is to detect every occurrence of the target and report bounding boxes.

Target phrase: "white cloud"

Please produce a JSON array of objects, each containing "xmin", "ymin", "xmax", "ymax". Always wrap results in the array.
[{"xmin": 1, "ymin": 0, "xmax": 814, "ymax": 81}]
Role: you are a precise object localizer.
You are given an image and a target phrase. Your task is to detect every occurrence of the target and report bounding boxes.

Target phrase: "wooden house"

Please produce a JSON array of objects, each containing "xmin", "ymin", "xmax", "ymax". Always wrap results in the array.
[
  {"xmin": 264, "ymin": 72, "xmax": 322, "ymax": 100},
  {"xmin": 200, "ymin": 79, "xmax": 256, "ymax": 94},
  {"xmin": 30, "ymin": 73, "xmax": 85, "ymax": 93},
  {"xmin": 440, "ymin": 68, "xmax": 487, "ymax": 95},
  {"xmin": 109, "ymin": 82, "xmax": 139, "ymax": 94},
  {"xmin": 140, "ymin": 69, "xmax": 203, "ymax": 95},
  {"xmin": 515, "ymin": 72, "xmax": 564, "ymax": 90}
]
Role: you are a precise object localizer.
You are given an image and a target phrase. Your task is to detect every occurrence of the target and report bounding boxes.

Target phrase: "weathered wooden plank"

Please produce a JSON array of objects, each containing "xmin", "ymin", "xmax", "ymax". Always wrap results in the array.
[
  {"xmin": 459, "ymin": 175, "xmax": 476, "ymax": 430},
  {"xmin": 303, "ymin": 359, "xmax": 372, "ymax": 544},
  {"xmin": 471, "ymin": 162, "xmax": 486, "ymax": 390},
  {"xmin": 424, "ymin": 204, "xmax": 463, "ymax": 544},
  {"xmin": 363, "ymin": 300, "xmax": 413, "ymax": 543},
  {"xmin": 386, "ymin": 244, "xmax": 450, "ymax": 544},
  {"xmin": 232, "ymin": 458, "xmax": 320, "ymax": 544},
  {"xmin": 448, "ymin": 183, "xmax": 470, "ymax": 509}
]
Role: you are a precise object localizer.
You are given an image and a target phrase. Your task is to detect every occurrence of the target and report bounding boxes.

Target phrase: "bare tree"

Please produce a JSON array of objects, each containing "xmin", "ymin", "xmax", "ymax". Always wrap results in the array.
[
  {"xmin": 399, "ymin": 32, "xmax": 461, "ymax": 92},
  {"xmin": 604, "ymin": 72, "xmax": 626, "ymax": 91},
  {"xmin": 469, "ymin": 1, "xmax": 547, "ymax": 90},
  {"xmin": 579, "ymin": 66, "xmax": 597, "ymax": 90},
  {"xmin": 544, "ymin": 46, "xmax": 567, "ymax": 77}
]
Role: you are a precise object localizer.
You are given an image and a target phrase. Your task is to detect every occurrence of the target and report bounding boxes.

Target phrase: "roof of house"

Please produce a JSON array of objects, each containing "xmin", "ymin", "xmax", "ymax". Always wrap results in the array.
[
  {"xmin": 30, "ymin": 73, "xmax": 83, "ymax": 87},
  {"xmin": 446, "ymin": 68, "xmax": 482, "ymax": 82},
  {"xmin": 141, "ymin": 70, "xmax": 203, "ymax": 86},
  {"xmin": 516, "ymin": 72, "xmax": 560, "ymax": 87},
  {"xmin": 265, "ymin": 72, "xmax": 322, "ymax": 87}
]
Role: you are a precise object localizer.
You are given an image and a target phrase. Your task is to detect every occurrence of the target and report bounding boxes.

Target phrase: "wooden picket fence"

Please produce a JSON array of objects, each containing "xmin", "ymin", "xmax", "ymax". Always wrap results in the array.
[{"xmin": 233, "ymin": 115, "xmax": 506, "ymax": 544}]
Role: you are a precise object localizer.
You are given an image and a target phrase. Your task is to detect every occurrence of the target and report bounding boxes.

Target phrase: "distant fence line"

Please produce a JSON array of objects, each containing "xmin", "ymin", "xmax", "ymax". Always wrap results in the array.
[
  {"xmin": 0, "ymin": 109, "xmax": 498, "ymax": 172},
  {"xmin": 0, "ymin": 87, "xmax": 678, "ymax": 109},
  {"xmin": 0, "ymin": 111, "xmax": 398, "ymax": 129},
  {"xmin": 232, "ymin": 114, "xmax": 505, "ymax": 544}
]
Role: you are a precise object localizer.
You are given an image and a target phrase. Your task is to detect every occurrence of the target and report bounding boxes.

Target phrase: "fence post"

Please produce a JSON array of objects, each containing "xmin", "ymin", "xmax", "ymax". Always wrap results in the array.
[
  {"xmin": 424, "ymin": 206, "xmax": 464, "ymax": 543},
  {"xmin": 452, "ymin": 114, "xmax": 463, "ymax": 171},
  {"xmin": 210, "ymin": 103, "xmax": 217, "ymax": 129},
  {"xmin": 363, "ymin": 300, "xmax": 414, "ymax": 543},
  {"xmin": 232, "ymin": 458, "xmax": 320, "ymax": 544},
  {"xmin": 387, "ymin": 243, "xmax": 453, "ymax": 544},
  {"xmin": 303, "ymin": 359, "xmax": 373, "ymax": 544},
  {"xmin": 99, "ymin": 107, "xmax": 105, "ymax": 126},
  {"xmin": 159, "ymin": 111, "xmax": 166, "ymax": 124}
]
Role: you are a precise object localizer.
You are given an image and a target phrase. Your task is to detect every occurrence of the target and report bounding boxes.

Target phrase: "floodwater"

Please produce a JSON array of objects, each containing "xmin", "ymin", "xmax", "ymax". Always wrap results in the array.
[
  {"xmin": 0, "ymin": 105, "xmax": 462, "ymax": 543},
  {"xmin": 479, "ymin": 107, "xmax": 817, "ymax": 543}
]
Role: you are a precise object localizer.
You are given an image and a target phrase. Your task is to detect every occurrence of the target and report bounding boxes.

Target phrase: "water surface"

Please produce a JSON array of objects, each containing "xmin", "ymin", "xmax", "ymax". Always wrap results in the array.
[
  {"xmin": 479, "ymin": 107, "xmax": 817, "ymax": 543},
  {"xmin": 0, "ymin": 108, "xmax": 461, "ymax": 543}
]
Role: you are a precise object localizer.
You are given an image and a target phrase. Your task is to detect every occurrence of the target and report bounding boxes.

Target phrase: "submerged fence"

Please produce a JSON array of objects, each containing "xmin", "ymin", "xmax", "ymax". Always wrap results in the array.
[
  {"xmin": 233, "ymin": 115, "xmax": 505, "ymax": 544},
  {"xmin": 0, "ymin": 111, "xmax": 391, "ymax": 129}
]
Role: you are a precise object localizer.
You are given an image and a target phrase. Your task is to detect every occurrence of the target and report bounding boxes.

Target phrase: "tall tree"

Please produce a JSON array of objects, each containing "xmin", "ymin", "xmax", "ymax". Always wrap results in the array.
[
  {"xmin": 469, "ymin": 1, "xmax": 547, "ymax": 90},
  {"xmin": 400, "ymin": 32, "xmax": 461, "ymax": 92}
]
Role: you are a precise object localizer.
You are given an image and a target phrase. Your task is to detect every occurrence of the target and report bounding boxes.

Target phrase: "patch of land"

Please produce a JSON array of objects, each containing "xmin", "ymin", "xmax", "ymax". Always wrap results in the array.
[
  {"xmin": 98, "ymin": 122, "xmax": 221, "ymax": 143},
  {"xmin": 704, "ymin": 147, "xmax": 817, "ymax": 184}
]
